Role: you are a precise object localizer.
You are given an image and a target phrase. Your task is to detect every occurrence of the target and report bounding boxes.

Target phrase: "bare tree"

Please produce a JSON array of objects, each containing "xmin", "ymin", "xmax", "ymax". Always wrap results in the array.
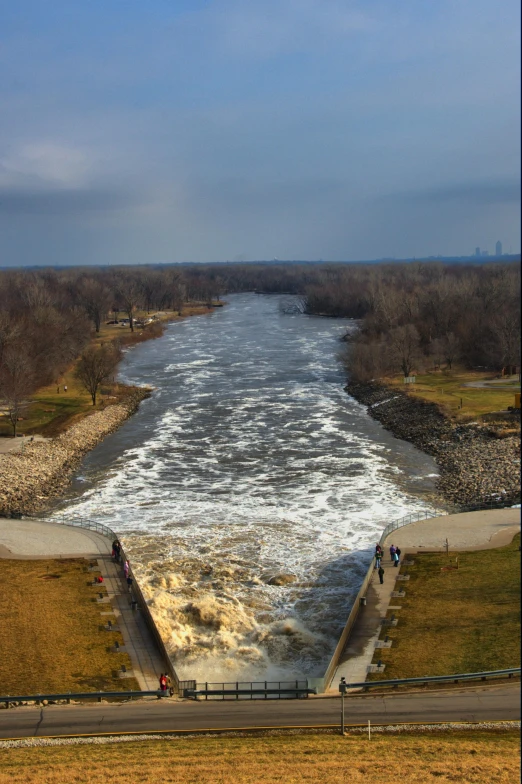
[
  {"xmin": 0, "ymin": 349, "xmax": 35, "ymax": 437},
  {"xmin": 113, "ymin": 274, "xmax": 142, "ymax": 332},
  {"xmin": 74, "ymin": 344, "xmax": 122, "ymax": 405},
  {"xmin": 387, "ymin": 324, "xmax": 421, "ymax": 378},
  {"xmin": 441, "ymin": 332, "xmax": 460, "ymax": 369},
  {"xmin": 76, "ymin": 276, "xmax": 113, "ymax": 333}
]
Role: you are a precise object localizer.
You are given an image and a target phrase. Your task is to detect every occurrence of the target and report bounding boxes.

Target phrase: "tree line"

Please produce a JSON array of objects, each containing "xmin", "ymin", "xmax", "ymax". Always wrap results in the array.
[{"xmin": 0, "ymin": 261, "xmax": 520, "ymax": 433}]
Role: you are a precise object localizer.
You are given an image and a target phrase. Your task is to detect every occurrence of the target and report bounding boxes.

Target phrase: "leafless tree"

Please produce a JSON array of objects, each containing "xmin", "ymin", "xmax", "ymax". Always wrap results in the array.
[
  {"xmin": 77, "ymin": 276, "xmax": 113, "ymax": 333},
  {"xmin": 387, "ymin": 325, "xmax": 422, "ymax": 378},
  {"xmin": 74, "ymin": 344, "xmax": 122, "ymax": 405},
  {"xmin": 0, "ymin": 349, "xmax": 35, "ymax": 437}
]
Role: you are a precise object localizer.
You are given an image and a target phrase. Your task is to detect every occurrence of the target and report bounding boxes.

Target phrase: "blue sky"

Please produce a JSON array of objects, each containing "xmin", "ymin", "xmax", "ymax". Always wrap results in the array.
[{"xmin": 0, "ymin": 0, "xmax": 520, "ymax": 265}]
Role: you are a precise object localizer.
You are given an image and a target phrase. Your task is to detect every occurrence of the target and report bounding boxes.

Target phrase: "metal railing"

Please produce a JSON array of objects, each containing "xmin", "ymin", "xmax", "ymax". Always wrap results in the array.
[
  {"xmin": 342, "ymin": 667, "xmax": 520, "ymax": 692},
  {"xmin": 183, "ymin": 680, "xmax": 314, "ymax": 700},
  {"xmin": 378, "ymin": 508, "xmax": 447, "ymax": 546},
  {"xmin": 0, "ymin": 690, "xmax": 169, "ymax": 707},
  {"xmin": 32, "ymin": 514, "xmax": 118, "ymax": 542}
]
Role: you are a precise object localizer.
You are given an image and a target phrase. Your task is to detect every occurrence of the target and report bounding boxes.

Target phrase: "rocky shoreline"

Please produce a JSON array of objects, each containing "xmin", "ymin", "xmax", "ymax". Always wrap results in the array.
[
  {"xmin": 345, "ymin": 381, "xmax": 521, "ymax": 508},
  {"xmin": 0, "ymin": 388, "xmax": 151, "ymax": 517}
]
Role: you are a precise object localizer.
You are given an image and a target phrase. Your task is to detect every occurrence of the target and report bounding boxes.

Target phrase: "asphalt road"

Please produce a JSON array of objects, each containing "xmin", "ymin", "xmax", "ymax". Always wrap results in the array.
[{"xmin": 0, "ymin": 684, "xmax": 519, "ymax": 739}]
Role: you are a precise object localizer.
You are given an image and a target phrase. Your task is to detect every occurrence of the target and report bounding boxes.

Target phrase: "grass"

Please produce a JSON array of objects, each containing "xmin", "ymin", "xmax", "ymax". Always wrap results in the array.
[
  {"xmin": 0, "ymin": 732, "xmax": 519, "ymax": 783},
  {"xmin": 0, "ymin": 303, "xmax": 217, "ymax": 438},
  {"xmin": 369, "ymin": 534, "xmax": 521, "ymax": 678},
  {"xmin": 386, "ymin": 367, "xmax": 521, "ymax": 422},
  {"xmin": 0, "ymin": 559, "xmax": 140, "ymax": 694}
]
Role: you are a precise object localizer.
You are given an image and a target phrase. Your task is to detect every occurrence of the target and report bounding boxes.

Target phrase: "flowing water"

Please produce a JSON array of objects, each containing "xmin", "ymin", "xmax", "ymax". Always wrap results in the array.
[{"xmin": 53, "ymin": 294, "xmax": 439, "ymax": 680}]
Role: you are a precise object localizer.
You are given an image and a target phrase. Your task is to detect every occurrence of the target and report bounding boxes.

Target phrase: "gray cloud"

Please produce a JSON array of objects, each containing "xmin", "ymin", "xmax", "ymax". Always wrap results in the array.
[
  {"xmin": 0, "ymin": 186, "xmax": 139, "ymax": 215},
  {"xmin": 389, "ymin": 179, "xmax": 521, "ymax": 207}
]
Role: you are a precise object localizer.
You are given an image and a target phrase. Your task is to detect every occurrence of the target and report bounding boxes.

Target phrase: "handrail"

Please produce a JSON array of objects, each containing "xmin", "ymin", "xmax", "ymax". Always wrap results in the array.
[
  {"xmin": 341, "ymin": 667, "xmax": 521, "ymax": 691},
  {"xmin": 0, "ymin": 690, "xmax": 169, "ymax": 705}
]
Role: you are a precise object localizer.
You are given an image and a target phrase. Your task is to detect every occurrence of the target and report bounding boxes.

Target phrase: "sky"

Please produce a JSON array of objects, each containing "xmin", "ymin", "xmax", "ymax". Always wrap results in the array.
[{"xmin": 0, "ymin": 0, "xmax": 520, "ymax": 266}]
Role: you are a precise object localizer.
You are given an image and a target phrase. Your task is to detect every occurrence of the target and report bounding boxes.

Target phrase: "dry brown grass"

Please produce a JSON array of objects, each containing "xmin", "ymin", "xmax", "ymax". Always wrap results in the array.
[
  {"xmin": 0, "ymin": 559, "xmax": 139, "ymax": 694},
  {"xmin": 370, "ymin": 534, "xmax": 521, "ymax": 678},
  {"xmin": 0, "ymin": 731, "xmax": 519, "ymax": 783}
]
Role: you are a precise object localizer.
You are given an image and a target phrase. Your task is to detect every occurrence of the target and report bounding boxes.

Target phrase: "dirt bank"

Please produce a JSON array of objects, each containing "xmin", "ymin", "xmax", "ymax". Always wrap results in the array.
[
  {"xmin": 345, "ymin": 381, "xmax": 520, "ymax": 507},
  {"xmin": 0, "ymin": 388, "xmax": 151, "ymax": 517}
]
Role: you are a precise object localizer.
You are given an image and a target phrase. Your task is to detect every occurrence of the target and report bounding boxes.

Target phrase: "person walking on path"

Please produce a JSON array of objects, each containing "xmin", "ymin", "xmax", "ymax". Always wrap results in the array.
[
  {"xmin": 375, "ymin": 552, "xmax": 382, "ymax": 569},
  {"xmin": 389, "ymin": 544, "xmax": 396, "ymax": 562},
  {"xmin": 123, "ymin": 560, "xmax": 130, "ymax": 579},
  {"xmin": 165, "ymin": 674, "xmax": 173, "ymax": 696},
  {"xmin": 393, "ymin": 551, "xmax": 399, "ymax": 567},
  {"xmin": 378, "ymin": 566, "xmax": 385, "ymax": 584},
  {"xmin": 395, "ymin": 547, "xmax": 401, "ymax": 563},
  {"xmin": 159, "ymin": 674, "xmax": 167, "ymax": 692}
]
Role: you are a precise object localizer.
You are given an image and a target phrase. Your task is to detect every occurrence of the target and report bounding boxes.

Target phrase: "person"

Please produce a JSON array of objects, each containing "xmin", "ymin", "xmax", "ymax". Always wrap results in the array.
[
  {"xmin": 378, "ymin": 565, "xmax": 385, "ymax": 584},
  {"xmin": 123, "ymin": 560, "xmax": 129, "ymax": 579},
  {"xmin": 396, "ymin": 546, "xmax": 402, "ymax": 561},
  {"xmin": 159, "ymin": 673, "xmax": 167, "ymax": 692},
  {"xmin": 165, "ymin": 674, "xmax": 173, "ymax": 696},
  {"xmin": 126, "ymin": 576, "xmax": 133, "ymax": 591},
  {"xmin": 97, "ymin": 575, "xmax": 104, "ymax": 583},
  {"xmin": 375, "ymin": 552, "xmax": 381, "ymax": 569},
  {"xmin": 393, "ymin": 551, "xmax": 399, "ymax": 567},
  {"xmin": 389, "ymin": 544, "xmax": 396, "ymax": 561}
]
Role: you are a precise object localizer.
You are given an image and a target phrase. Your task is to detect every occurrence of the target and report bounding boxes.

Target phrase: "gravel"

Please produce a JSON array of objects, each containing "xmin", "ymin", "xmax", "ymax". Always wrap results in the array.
[
  {"xmin": 0, "ymin": 389, "xmax": 151, "ymax": 518},
  {"xmin": 0, "ymin": 721, "xmax": 519, "ymax": 748},
  {"xmin": 345, "ymin": 381, "xmax": 520, "ymax": 507}
]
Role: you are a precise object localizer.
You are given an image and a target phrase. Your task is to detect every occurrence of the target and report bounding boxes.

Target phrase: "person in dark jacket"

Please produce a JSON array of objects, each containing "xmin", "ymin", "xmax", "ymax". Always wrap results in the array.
[{"xmin": 378, "ymin": 566, "xmax": 385, "ymax": 584}]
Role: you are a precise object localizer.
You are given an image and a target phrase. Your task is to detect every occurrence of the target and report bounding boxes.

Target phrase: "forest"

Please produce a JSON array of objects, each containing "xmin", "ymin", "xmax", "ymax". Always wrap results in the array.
[{"xmin": 0, "ymin": 260, "xmax": 519, "ymax": 422}]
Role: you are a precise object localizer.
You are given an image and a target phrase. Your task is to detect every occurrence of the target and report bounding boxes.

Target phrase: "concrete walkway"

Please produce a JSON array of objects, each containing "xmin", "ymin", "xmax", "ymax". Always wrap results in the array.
[
  {"xmin": 332, "ymin": 508, "xmax": 520, "ymax": 690},
  {"xmin": 97, "ymin": 556, "xmax": 165, "ymax": 691},
  {"xmin": 0, "ymin": 518, "xmax": 167, "ymax": 692}
]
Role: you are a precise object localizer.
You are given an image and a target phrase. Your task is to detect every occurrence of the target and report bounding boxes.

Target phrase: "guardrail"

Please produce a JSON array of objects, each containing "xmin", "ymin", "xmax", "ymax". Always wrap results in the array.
[
  {"xmin": 342, "ymin": 667, "xmax": 521, "ymax": 692},
  {"xmin": 34, "ymin": 515, "xmax": 119, "ymax": 542},
  {"xmin": 184, "ymin": 680, "xmax": 314, "ymax": 700},
  {"xmin": 0, "ymin": 690, "xmax": 169, "ymax": 707}
]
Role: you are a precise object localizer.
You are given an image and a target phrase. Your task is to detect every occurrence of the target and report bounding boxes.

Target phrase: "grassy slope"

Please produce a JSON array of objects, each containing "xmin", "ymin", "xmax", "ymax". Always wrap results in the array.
[
  {"xmin": 0, "ymin": 732, "xmax": 519, "ymax": 784},
  {"xmin": 386, "ymin": 368, "xmax": 520, "ymax": 422},
  {"xmin": 0, "ymin": 559, "xmax": 140, "ymax": 694},
  {"xmin": 370, "ymin": 534, "xmax": 521, "ymax": 678},
  {"xmin": 0, "ymin": 304, "xmax": 215, "ymax": 438}
]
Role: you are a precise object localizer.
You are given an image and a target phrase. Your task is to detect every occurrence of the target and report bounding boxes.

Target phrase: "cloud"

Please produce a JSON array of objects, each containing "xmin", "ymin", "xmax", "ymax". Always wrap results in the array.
[
  {"xmin": 389, "ymin": 179, "xmax": 521, "ymax": 207},
  {"xmin": 0, "ymin": 186, "xmax": 138, "ymax": 215}
]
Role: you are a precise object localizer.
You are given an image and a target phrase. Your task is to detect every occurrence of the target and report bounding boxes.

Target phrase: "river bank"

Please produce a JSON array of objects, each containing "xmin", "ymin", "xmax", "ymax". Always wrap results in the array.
[
  {"xmin": 0, "ymin": 388, "xmax": 151, "ymax": 517},
  {"xmin": 345, "ymin": 381, "xmax": 521, "ymax": 507}
]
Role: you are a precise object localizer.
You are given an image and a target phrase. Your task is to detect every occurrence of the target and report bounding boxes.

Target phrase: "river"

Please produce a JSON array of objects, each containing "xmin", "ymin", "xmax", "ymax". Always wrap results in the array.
[{"xmin": 52, "ymin": 293, "xmax": 438, "ymax": 681}]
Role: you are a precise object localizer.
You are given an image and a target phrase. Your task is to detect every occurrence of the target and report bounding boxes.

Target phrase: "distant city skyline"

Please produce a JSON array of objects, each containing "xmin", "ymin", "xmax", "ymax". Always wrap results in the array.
[{"xmin": 0, "ymin": 0, "xmax": 520, "ymax": 267}]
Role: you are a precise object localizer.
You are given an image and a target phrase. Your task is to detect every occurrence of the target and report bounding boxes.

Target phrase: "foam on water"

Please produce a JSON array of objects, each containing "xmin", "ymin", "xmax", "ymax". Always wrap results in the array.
[{"xmin": 53, "ymin": 294, "xmax": 439, "ymax": 680}]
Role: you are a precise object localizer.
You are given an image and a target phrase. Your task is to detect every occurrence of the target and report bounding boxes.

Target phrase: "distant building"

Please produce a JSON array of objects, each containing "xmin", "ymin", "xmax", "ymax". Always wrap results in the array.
[
  {"xmin": 481, "ymin": 250, "xmax": 489, "ymax": 257},
  {"xmin": 495, "ymin": 240, "xmax": 502, "ymax": 256},
  {"xmin": 475, "ymin": 247, "xmax": 481, "ymax": 256}
]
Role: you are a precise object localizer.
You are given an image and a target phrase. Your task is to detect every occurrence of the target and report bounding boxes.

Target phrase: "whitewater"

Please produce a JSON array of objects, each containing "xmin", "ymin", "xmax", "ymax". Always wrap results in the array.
[{"xmin": 52, "ymin": 294, "xmax": 439, "ymax": 681}]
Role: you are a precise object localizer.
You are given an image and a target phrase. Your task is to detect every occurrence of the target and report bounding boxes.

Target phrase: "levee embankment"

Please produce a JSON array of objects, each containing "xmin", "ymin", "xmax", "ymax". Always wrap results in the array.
[
  {"xmin": 345, "ymin": 381, "xmax": 520, "ymax": 507},
  {"xmin": 0, "ymin": 388, "xmax": 151, "ymax": 517}
]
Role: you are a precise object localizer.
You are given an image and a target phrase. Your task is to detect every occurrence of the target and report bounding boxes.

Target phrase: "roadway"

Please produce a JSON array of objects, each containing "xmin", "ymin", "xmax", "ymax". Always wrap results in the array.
[{"xmin": 0, "ymin": 683, "xmax": 519, "ymax": 738}]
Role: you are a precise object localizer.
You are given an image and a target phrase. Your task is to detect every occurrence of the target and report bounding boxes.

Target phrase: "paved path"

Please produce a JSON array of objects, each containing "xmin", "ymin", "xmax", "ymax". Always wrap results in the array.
[
  {"xmin": 0, "ymin": 434, "xmax": 49, "ymax": 454},
  {"xmin": 383, "ymin": 508, "xmax": 520, "ymax": 551},
  {"xmin": 0, "ymin": 519, "xmax": 110, "ymax": 558},
  {"xmin": 0, "ymin": 683, "xmax": 518, "ymax": 738},
  {"xmin": 332, "ymin": 509, "xmax": 520, "ymax": 689},
  {"xmin": 99, "ymin": 556, "xmax": 165, "ymax": 691}
]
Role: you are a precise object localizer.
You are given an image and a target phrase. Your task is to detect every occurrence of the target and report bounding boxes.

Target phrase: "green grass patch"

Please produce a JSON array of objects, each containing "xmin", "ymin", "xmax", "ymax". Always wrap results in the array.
[
  {"xmin": 370, "ymin": 534, "xmax": 521, "ymax": 678},
  {"xmin": 386, "ymin": 368, "xmax": 520, "ymax": 422},
  {"xmin": 0, "ymin": 559, "xmax": 140, "ymax": 695},
  {"xmin": 0, "ymin": 304, "xmax": 216, "ymax": 438}
]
